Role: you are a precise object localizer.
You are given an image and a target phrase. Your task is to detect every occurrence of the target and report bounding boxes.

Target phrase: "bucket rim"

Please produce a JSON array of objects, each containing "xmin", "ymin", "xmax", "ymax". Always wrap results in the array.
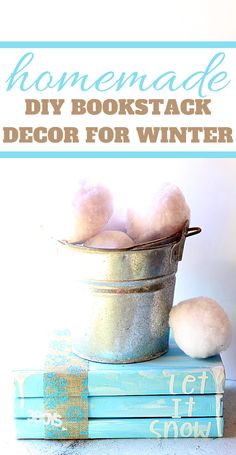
[{"xmin": 56, "ymin": 223, "xmax": 201, "ymax": 254}]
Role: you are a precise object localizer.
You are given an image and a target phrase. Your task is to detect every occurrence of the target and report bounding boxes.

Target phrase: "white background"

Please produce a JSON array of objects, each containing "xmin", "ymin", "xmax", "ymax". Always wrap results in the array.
[
  {"xmin": 0, "ymin": 0, "xmax": 236, "ymax": 41},
  {"xmin": 0, "ymin": 0, "xmax": 235, "ymax": 381}
]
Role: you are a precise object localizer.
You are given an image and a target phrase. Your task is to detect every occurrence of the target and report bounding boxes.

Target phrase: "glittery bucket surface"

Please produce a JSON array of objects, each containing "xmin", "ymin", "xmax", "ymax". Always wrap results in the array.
[{"xmin": 57, "ymin": 224, "xmax": 200, "ymax": 364}]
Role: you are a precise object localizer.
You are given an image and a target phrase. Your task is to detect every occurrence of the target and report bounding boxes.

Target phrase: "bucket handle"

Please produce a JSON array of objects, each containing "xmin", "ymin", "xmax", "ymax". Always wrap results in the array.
[
  {"xmin": 185, "ymin": 226, "xmax": 202, "ymax": 238},
  {"xmin": 128, "ymin": 224, "xmax": 201, "ymax": 252},
  {"xmin": 171, "ymin": 225, "xmax": 201, "ymax": 262}
]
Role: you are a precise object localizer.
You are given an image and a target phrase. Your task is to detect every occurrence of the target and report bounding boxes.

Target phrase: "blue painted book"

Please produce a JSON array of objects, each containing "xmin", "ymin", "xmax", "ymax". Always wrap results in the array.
[
  {"xmin": 15, "ymin": 394, "xmax": 223, "ymax": 419},
  {"xmin": 13, "ymin": 335, "xmax": 225, "ymax": 398},
  {"xmin": 13, "ymin": 331, "xmax": 225, "ymax": 439},
  {"xmin": 15, "ymin": 417, "xmax": 224, "ymax": 439}
]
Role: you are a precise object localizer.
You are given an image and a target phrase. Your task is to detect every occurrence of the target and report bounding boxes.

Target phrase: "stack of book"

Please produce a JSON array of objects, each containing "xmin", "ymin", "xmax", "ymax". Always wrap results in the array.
[{"xmin": 14, "ymin": 331, "xmax": 225, "ymax": 439}]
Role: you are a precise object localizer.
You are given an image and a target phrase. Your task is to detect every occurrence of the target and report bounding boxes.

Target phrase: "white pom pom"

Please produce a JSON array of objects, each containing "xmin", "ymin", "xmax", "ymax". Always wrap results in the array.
[
  {"xmin": 127, "ymin": 183, "xmax": 190, "ymax": 243},
  {"xmin": 85, "ymin": 230, "xmax": 134, "ymax": 249},
  {"xmin": 51, "ymin": 181, "xmax": 113, "ymax": 243},
  {"xmin": 169, "ymin": 297, "xmax": 232, "ymax": 358}
]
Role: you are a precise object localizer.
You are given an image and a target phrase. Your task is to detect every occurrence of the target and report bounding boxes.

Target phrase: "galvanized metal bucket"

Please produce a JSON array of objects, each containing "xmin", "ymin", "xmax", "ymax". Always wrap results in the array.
[{"xmin": 57, "ymin": 223, "xmax": 200, "ymax": 364}]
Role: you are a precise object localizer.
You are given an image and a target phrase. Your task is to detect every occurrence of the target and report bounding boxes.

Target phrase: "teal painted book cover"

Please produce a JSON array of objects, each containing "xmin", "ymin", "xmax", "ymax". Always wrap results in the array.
[
  {"xmin": 15, "ymin": 394, "xmax": 223, "ymax": 419},
  {"xmin": 13, "ymin": 331, "xmax": 225, "ymax": 439},
  {"xmin": 15, "ymin": 417, "xmax": 224, "ymax": 439},
  {"xmin": 13, "ymin": 332, "xmax": 225, "ymax": 399}
]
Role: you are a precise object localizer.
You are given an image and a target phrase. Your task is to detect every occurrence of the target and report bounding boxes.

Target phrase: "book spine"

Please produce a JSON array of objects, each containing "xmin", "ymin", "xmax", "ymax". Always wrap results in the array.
[
  {"xmin": 15, "ymin": 417, "xmax": 224, "ymax": 439},
  {"xmin": 14, "ymin": 365, "xmax": 225, "ymax": 397},
  {"xmin": 14, "ymin": 394, "xmax": 223, "ymax": 419}
]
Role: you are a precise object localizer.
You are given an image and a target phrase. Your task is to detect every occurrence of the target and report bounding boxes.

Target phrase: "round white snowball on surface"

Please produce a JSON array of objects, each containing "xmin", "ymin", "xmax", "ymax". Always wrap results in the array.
[
  {"xmin": 85, "ymin": 230, "xmax": 134, "ymax": 249},
  {"xmin": 127, "ymin": 183, "xmax": 190, "ymax": 243},
  {"xmin": 51, "ymin": 181, "xmax": 113, "ymax": 243},
  {"xmin": 169, "ymin": 297, "xmax": 232, "ymax": 358}
]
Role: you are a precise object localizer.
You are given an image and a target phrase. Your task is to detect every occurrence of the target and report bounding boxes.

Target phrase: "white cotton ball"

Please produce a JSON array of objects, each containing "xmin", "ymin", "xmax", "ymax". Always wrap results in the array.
[
  {"xmin": 169, "ymin": 297, "xmax": 232, "ymax": 358},
  {"xmin": 85, "ymin": 230, "xmax": 134, "ymax": 249},
  {"xmin": 127, "ymin": 183, "xmax": 190, "ymax": 243},
  {"xmin": 52, "ymin": 181, "xmax": 113, "ymax": 243}
]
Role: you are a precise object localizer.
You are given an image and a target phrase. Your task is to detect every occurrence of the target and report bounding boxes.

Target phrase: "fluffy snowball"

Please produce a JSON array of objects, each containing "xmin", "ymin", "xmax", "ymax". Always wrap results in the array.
[
  {"xmin": 169, "ymin": 297, "xmax": 232, "ymax": 358},
  {"xmin": 127, "ymin": 183, "xmax": 190, "ymax": 243},
  {"xmin": 85, "ymin": 230, "xmax": 134, "ymax": 249},
  {"xmin": 51, "ymin": 181, "xmax": 113, "ymax": 243}
]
